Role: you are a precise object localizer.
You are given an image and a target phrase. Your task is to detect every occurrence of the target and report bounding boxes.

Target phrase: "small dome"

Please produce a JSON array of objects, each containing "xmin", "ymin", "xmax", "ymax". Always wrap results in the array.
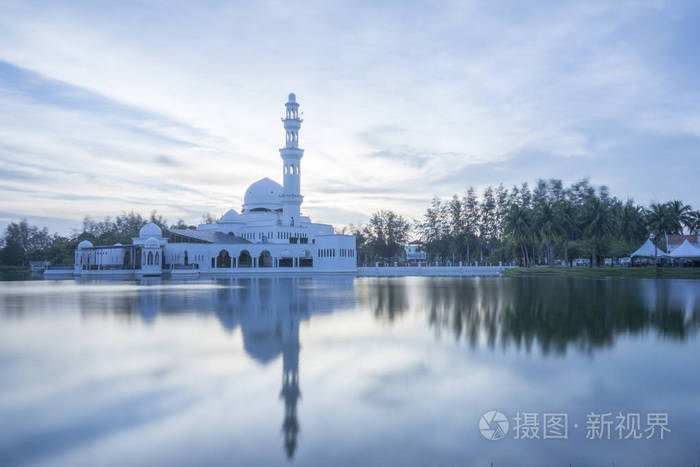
[
  {"xmin": 139, "ymin": 222, "xmax": 162, "ymax": 238},
  {"xmin": 219, "ymin": 209, "xmax": 243, "ymax": 223},
  {"xmin": 243, "ymin": 177, "xmax": 282, "ymax": 212},
  {"xmin": 288, "ymin": 92, "xmax": 296, "ymax": 103},
  {"xmin": 144, "ymin": 237, "xmax": 160, "ymax": 247},
  {"xmin": 77, "ymin": 240, "xmax": 93, "ymax": 249}
]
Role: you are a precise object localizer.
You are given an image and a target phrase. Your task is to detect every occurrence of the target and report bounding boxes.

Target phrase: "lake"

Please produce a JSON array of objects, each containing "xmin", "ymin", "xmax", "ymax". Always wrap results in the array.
[{"xmin": 0, "ymin": 276, "xmax": 698, "ymax": 466}]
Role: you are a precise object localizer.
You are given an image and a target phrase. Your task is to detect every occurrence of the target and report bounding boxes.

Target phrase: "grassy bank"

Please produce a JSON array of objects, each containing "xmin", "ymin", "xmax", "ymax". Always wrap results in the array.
[{"xmin": 502, "ymin": 266, "xmax": 700, "ymax": 279}]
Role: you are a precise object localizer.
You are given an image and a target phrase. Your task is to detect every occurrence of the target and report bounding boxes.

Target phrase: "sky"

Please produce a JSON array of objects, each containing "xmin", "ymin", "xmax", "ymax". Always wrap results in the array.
[{"xmin": 0, "ymin": 0, "xmax": 699, "ymax": 235}]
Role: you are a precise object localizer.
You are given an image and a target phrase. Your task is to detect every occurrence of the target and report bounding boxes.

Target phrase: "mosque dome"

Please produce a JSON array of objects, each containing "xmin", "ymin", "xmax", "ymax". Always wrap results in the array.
[
  {"xmin": 139, "ymin": 222, "xmax": 162, "ymax": 238},
  {"xmin": 77, "ymin": 240, "xmax": 93, "ymax": 249},
  {"xmin": 219, "ymin": 209, "xmax": 243, "ymax": 223},
  {"xmin": 288, "ymin": 92, "xmax": 296, "ymax": 103},
  {"xmin": 243, "ymin": 177, "xmax": 282, "ymax": 212}
]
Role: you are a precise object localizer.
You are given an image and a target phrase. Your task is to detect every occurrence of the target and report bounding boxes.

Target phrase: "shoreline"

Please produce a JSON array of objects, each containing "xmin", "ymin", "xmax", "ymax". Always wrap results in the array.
[{"xmin": 502, "ymin": 266, "xmax": 700, "ymax": 279}]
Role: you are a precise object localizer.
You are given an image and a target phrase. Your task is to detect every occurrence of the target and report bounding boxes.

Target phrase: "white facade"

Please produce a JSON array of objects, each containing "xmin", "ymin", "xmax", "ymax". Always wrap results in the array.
[{"xmin": 74, "ymin": 93, "xmax": 356, "ymax": 276}]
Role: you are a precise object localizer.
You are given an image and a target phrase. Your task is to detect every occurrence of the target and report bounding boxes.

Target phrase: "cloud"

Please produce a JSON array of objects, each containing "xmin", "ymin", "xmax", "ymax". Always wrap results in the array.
[
  {"xmin": 0, "ymin": 0, "xmax": 698, "ymax": 233},
  {"xmin": 152, "ymin": 154, "xmax": 181, "ymax": 167}
]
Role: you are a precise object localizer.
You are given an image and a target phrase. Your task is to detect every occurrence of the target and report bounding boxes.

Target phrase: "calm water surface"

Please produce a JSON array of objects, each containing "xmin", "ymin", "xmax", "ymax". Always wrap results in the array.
[{"xmin": 0, "ymin": 276, "xmax": 699, "ymax": 466}]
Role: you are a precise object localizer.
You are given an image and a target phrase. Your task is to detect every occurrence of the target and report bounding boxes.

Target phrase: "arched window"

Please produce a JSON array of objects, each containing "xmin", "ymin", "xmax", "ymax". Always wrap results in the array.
[
  {"xmin": 216, "ymin": 250, "xmax": 231, "ymax": 268},
  {"xmin": 259, "ymin": 250, "xmax": 272, "ymax": 268},
  {"xmin": 184, "ymin": 251, "xmax": 188, "ymax": 265},
  {"xmin": 155, "ymin": 252, "xmax": 159, "ymax": 265},
  {"xmin": 147, "ymin": 251, "xmax": 153, "ymax": 265},
  {"xmin": 238, "ymin": 250, "xmax": 252, "ymax": 268}
]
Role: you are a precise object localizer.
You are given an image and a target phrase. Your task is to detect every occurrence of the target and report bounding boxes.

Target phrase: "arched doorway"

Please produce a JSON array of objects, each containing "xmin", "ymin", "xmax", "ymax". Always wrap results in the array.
[
  {"xmin": 259, "ymin": 250, "xmax": 272, "ymax": 268},
  {"xmin": 216, "ymin": 250, "xmax": 231, "ymax": 268},
  {"xmin": 147, "ymin": 251, "xmax": 153, "ymax": 265},
  {"xmin": 238, "ymin": 250, "xmax": 252, "ymax": 268},
  {"xmin": 184, "ymin": 251, "xmax": 189, "ymax": 265}
]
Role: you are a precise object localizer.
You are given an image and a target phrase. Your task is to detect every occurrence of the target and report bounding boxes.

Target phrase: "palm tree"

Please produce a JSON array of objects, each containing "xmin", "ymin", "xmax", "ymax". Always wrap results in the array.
[
  {"xmin": 555, "ymin": 198, "xmax": 577, "ymax": 267},
  {"xmin": 583, "ymin": 194, "xmax": 618, "ymax": 267},
  {"xmin": 645, "ymin": 203, "xmax": 674, "ymax": 255},
  {"xmin": 504, "ymin": 204, "xmax": 532, "ymax": 265},
  {"xmin": 534, "ymin": 200, "xmax": 557, "ymax": 265},
  {"xmin": 666, "ymin": 200, "xmax": 691, "ymax": 234},
  {"xmin": 618, "ymin": 200, "xmax": 646, "ymax": 245},
  {"xmin": 683, "ymin": 210, "xmax": 700, "ymax": 235}
]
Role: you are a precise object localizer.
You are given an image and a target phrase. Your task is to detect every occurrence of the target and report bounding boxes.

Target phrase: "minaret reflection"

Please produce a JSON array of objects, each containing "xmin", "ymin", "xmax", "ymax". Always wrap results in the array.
[
  {"xmin": 134, "ymin": 275, "xmax": 356, "ymax": 460},
  {"xmin": 281, "ymin": 315, "xmax": 300, "ymax": 458}
]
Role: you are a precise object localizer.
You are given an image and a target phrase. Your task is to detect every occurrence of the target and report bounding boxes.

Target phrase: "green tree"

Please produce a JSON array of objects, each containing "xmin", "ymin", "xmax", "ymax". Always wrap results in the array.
[
  {"xmin": 479, "ymin": 186, "xmax": 497, "ymax": 262},
  {"xmin": 616, "ymin": 200, "xmax": 647, "ymax": 256},
  {"xmin": 555, "ymin": 197, "xmax": 577, "ymax": 266},
  {"xmin": 645, "ymin": 203, "xmax": 675, "ymax": 253},
  {"xmin": 461, "ymin": 187, "xmax": 480, "ymax": 263},
  {"xmin": 685, "ymin": 211, "xmax": 700, "ymax": 234},
  {"xmin": 666, "ymin": 200, "xmax": 691, "ymax": 234},
  {"xmin": 504, "ymin": 204, "xmax": 533, "ymax": 265},
  {"xmin": 583, "ymin": 189, "xmax": 618, "ymax": 266},
  {"xmin": 365, "ymin": 210, "xmax": 411, "ymax": 261},
  {"xmin": 534, "ymin": 199, "xmax": 557, "ymax": 265},
  {"xmin": 418, "ymin": 197, "xmax": 447, "ymax": 260}
]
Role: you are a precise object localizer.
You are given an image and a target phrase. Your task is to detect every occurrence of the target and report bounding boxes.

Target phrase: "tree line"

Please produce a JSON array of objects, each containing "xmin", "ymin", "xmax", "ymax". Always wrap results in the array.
[
  {"xmin": 2, "ymin": 179, "xmax": 698, "ymax": 267},
  {"xmin": 351, "ymin": 179, "xmax": 699, "ymax": 266}
]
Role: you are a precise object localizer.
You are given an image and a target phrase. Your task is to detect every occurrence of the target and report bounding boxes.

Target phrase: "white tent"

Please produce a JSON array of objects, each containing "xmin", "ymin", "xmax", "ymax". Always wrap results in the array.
[
  {"xmin": 668, "ymin": 239, "xmax": 700, "ymax": 258},
  {"xmin": 630, "ymin": 238, "xmax": 667, "ymax": 258}
]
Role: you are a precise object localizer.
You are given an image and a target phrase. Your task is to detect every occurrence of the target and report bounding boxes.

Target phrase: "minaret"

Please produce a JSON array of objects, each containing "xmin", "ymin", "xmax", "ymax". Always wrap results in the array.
[{"xmin": 280, "ymin": 93, "xmax": 304, "ymax": 225}]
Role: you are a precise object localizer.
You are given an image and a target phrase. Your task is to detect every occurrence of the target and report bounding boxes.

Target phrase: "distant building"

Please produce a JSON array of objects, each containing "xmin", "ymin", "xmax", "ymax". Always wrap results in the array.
[
  {"xmin": 29, "ymin": 260, "xmax": 50, "ymax": 272},
  {"xmin": 404, "ymin": 241, "xmax": 427, "ymax": 261},
  {"xmin": 73, "ymin": 94, "xmax": 356, "ymax": 277},
  {"xmin": 666, "ymin": 234, "xmax": 699, "ymax": 253}
]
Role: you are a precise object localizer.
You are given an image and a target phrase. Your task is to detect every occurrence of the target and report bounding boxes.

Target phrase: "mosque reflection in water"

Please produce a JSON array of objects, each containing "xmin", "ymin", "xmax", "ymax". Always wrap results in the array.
[
  {"xmin": 80, "ymin": 275, "xmax": 699, "ymax": 460},
  {"xmin": 100, "ymin": 276, "xmax": 356, "ymax": 459}
]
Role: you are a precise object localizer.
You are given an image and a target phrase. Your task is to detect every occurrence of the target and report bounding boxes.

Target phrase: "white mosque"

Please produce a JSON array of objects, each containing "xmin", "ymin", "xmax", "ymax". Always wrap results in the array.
[{"xmin": 73, "ymin": 93, "xmax": 356, "ymax": 276}]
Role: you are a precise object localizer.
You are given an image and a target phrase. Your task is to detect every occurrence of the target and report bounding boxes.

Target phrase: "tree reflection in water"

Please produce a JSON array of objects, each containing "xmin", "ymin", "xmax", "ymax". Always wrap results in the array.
[{"xmin": 361, "ymin": 277, "xmax": 700, "ymax": 355}]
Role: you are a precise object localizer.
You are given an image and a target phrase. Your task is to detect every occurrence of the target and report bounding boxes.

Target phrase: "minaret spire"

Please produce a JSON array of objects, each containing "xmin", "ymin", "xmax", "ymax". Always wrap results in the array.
[{"xmin": 280, "ymin": 93, "xmax": 304, "ymax": 225}]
